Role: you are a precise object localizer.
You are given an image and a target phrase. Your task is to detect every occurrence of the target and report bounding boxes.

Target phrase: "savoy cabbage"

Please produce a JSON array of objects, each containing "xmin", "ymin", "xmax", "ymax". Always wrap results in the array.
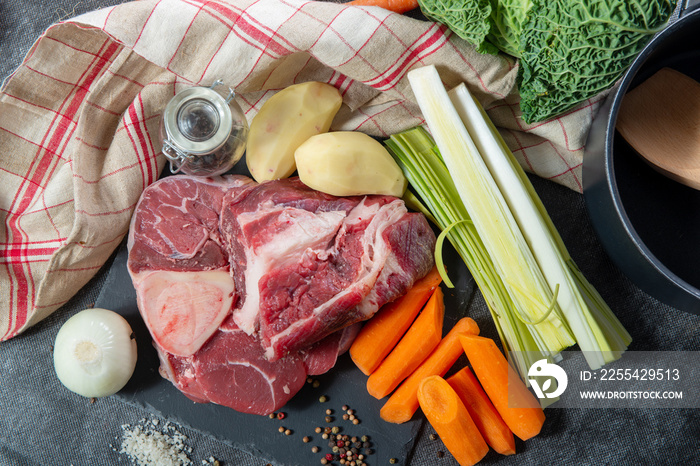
[{"xmin": 419, "ymin": 0, "xmax": 677, "ymax": 123}]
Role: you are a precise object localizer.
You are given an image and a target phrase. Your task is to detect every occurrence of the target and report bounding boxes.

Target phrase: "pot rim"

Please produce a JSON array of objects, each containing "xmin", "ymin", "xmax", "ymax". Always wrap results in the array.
[{"xmin": 585, "ymin": 4, "xmax": 700, "ymax": 310}]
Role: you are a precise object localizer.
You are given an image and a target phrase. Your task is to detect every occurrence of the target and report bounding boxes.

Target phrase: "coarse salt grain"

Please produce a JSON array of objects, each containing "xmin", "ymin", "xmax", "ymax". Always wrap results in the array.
[{"xmin": 119, "ymin": 418, "xmax": 193, "ymax": 466}]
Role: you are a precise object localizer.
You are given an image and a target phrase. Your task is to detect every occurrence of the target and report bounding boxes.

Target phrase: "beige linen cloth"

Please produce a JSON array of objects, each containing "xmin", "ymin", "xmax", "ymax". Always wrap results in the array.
[{"xmin": 0, "ymin": 0, "xmax": 605, "ymax": 340}]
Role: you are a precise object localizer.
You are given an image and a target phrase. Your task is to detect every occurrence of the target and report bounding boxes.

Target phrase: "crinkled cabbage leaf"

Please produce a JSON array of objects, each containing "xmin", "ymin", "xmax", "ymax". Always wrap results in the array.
[{"xmin": 419, "ymin": 0, "xmax": 677, "ymax": 123}]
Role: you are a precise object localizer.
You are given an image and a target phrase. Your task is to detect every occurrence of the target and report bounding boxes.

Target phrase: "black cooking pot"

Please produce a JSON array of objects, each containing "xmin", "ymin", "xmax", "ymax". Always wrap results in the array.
[{"xmin": 583, "ymin": 0, "xmax": 700, "ymax": 314}]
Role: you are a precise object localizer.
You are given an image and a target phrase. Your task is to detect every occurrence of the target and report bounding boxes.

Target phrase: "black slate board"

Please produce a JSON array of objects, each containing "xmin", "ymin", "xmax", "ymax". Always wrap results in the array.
[{"xmin": 94, "ymin": 167, "xmax": 475, "ymax": 466}]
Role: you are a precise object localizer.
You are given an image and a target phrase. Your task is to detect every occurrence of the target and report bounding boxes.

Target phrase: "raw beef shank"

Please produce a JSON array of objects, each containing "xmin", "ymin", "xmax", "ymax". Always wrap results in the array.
[{"xmin": 127, "ymin": 175, "xmax": 435, "ymax": 414}]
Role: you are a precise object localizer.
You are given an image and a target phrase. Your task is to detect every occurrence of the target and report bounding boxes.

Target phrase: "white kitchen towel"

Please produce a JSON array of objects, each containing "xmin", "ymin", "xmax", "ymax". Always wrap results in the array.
[{"xmin": 0, "ymin": 0, "xmax": 604, "ymax": 340}]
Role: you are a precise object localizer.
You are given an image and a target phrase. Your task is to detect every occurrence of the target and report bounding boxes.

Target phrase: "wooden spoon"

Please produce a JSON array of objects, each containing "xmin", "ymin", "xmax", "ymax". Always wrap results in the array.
[{"xmin": 616, "ymin": 67, "xmax": 700, "ymax": 190}]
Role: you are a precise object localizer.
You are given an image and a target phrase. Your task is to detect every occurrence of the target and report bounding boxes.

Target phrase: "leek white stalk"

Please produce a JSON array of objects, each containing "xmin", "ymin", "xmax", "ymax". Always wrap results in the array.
[
  {"xmin": 54, "ymin": 308, "xmax": 138, "ymax": 398},
  {"xmin": 388, "ymin": 128, "xmax": 552, "ymax": 379},
  {"xmin": 447, "ymin": 83, "xmax": 631, "ymax": 369},
  {"xmin": 397, "ymin": 64, "xmax": 630, "ymax": 377},
  {"xmin": 407, "ymin": 66, "xmax": 575, "ymax": 356}
]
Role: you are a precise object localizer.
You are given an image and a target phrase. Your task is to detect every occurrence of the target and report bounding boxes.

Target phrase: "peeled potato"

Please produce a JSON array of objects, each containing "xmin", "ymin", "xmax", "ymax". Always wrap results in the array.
[
  {"xmin": 295, "ymin": 131, "xmax": 407, "ymax": 197},
  {"xmin": 246, "ymin": 81, "xmax": 342, "ymax": 183}
]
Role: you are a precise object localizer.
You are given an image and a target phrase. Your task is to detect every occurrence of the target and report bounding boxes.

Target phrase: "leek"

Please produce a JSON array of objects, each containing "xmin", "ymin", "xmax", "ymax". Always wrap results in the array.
[
  {"xmin": 407, "ymin": 66, "xmax": 574, "ymax": 354},
  {"xmin": 447, "ymin": 82, "xmax": 631, "ymax": 369},
  {"xmin": 387, "ymin": 127, "xmax": 562, "ymax": 380},
  {"xmin": 390, "ymin": 65, "xmax": 630, "ymax": 377}
]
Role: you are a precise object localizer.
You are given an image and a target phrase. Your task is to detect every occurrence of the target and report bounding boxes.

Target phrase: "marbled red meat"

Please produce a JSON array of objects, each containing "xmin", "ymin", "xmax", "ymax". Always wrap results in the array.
[
  {"xmin": 127, "ymin": 175, "xmax": 435, "ymax": 415},
  {"xmin": 300, "ymin": 323, "xmax": 362, "ymax": 376},
  {"xmin": 220, "ymin": 177, "xmax": 436, "ymax": 361},
  {"xmin": 157, "ymin": 317, "xmax": 307, "ymax": 414}
]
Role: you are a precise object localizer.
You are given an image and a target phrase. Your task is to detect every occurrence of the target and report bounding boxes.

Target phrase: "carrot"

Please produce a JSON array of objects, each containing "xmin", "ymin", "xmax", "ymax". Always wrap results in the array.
[
  {"xmin": 459, "ymin": 335, "xmax": 545, "ymax": 441},
  {"xmin": 418, "ymin": 375, "xmax": 489, "ymax": 466},
  {"xmin": 346, "ymin": 0, "xmax": 419, "ymax": 14},
  {"xmin": 447, "ymin": 367, "xmax": 516, "ymax": 455},
  {"xmin": 367, "ymin": 287, "xmax": 445, "ymax": 399},
  {"xmin": 379, "ymin": 317, "xmax": 480, "ymax": 424},
  {"xmin": 350, "ymin": 266, "xmax": 442, "ymax": 375}
]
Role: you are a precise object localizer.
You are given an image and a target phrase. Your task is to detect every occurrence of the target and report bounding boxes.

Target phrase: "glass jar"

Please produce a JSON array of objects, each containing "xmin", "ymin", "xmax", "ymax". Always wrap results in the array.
[{"xmin": 160, "ymin": 80, "xmax": 248, "ymax": 176}]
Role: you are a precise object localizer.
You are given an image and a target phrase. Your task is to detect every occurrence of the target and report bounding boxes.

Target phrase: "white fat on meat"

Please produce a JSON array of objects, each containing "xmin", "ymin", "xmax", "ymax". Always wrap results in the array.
[
  {"xmin": 132, "ymin": 270, "xmax": 235, "ymax": 356},
  {"xmin": 232, "ymin": 205, "xmax": 346, "ymax": 334},
  {"xmin": 264, "ymin": 198, "xmax": 407, "ymax": 359}
]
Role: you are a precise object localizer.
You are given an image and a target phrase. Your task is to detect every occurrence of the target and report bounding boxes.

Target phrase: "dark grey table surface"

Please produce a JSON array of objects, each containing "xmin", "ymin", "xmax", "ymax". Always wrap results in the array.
[{"xmin": 1, "ymin": 1, "xmax": 699, "ymax": 466}]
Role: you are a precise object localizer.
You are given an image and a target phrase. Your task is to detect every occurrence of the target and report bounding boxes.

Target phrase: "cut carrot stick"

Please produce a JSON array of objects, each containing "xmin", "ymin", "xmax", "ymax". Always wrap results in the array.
[
  {"xmin": 346, "ymin": 0, "xmax": 419, "ymax": 14},
  {"xmin": 350, "ymin": 266, "xmax": 442, "ymax": 375},
  {"xmin": 447, "ymin": 367, "xmax": 516, "ymax": 455},
  {"xmin": 418, "ymin": 375, "xmax": 489, "ymax": 466},
  {"xmin": 459, "ymin": 335, "xmax": 545, "ymax": 441},
  {"xmin": 379, "ymin": 317, "xmax": 480, "ymax": 424},
  {"xmin": 367, "ymin": 287, "xmax": 445, "ymax": 399}
]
